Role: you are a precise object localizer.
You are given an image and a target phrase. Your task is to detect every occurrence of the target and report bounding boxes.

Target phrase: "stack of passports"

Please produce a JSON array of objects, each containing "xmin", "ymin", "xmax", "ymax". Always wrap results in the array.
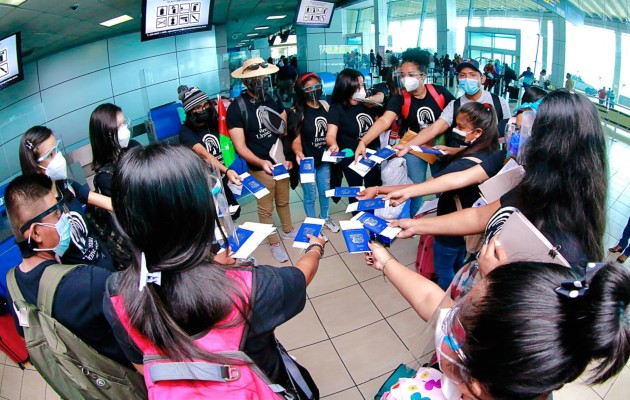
[
  {"xmin": 293, "ymin": 218, "xmax": 325, "ymax": 249},
  {"xmin": 325, "ymin": 186, "xmax": 364, "ymax": 197},
  {"xmin": 340, "ymin": 220, "xmax": 371, "ymax": 253},
  {"xmin": 346, "ymin": 198, "xmax": 389, "ymax": 213},
  {"xmin": 240, "ymin": 173, "xmax": 270, "ymax": 199},
  {"xmin": 352, "ymin": 212, "xmax": 401, "ymax": 240},
  {"xmin": 300, "ymin": 157, "xmax": 315, "ymax": 183},
  {"xmin": 272, "ymin": 163, "xmax": 290, "ymax": 180}
]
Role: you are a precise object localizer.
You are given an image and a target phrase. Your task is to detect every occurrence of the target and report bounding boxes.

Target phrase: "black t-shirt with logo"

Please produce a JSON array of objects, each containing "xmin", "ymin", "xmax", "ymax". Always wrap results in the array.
[
  {"xmin": 226, "ymin": 92, "xmax": 285, "ymax": 171},
  {"xmin": 300, "ymin": 105, "xmax": 328, "ymax": 163},
  {"xmin": 327, "ymin": 103, "xmax": 383, "ymax": 151},
  {"xmin": 386, "ymin": 85, "xmax": 455, "ymax": 134},
  {"xmin": 58, "ymin": 180, "xmax": 114, "ymax": 271},
  {"xmin": 179, "ymin": 123, "xmax": 224, "ymax": 164}
]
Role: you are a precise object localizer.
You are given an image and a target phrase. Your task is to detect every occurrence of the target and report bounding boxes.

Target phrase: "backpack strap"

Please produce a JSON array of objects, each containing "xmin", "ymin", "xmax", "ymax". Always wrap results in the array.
[
  {"xmin": 425, "ymin": 84, "xmax": 445, "ymax": 110},
  {"xmin": 490, "ymin": 93, "xmax": 504, "ymax": 121},
  {"xmin": 318, "ymin": 99, "xmax": 330, "ymax": 112},
  {"xmin": 452, "ymin": 98, "xmax": 461, "ymax": 127},
  {"xmin": 401, "ymin": 89, "xmax": 411, "ymax": 119},
  {"xmin": 6, "ymin": 267, "xmax": 23, "ymax": 303},
  {"xmin": 38, "ymin": 264, "xmax": 81, "ymax": 315},
  {"xmin": 236, "ymin": 96, "xmax": 249, "ymax": 132}
]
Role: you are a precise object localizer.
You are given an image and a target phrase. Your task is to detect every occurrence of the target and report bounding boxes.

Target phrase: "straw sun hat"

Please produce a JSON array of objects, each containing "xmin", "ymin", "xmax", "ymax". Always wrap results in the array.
[{"xmin": 231, "ymin": 57, "xmax": 279, "ymax": 79}]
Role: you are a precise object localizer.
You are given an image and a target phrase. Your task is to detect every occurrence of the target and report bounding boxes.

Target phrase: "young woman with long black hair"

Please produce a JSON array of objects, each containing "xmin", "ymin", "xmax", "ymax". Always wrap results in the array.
[
  {"xmin": 103, "ymin": 144, "xmax": 325, "ymax": 398},
  {"xmin": 19, "ymin": 126, "xmax": 114, "ymax": 270}
]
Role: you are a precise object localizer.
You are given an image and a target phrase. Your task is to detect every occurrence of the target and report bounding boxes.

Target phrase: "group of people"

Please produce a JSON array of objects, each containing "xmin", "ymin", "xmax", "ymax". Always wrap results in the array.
[{"xmin": 3, "ymin": 47, "xmax": 630, "ymax": 400}]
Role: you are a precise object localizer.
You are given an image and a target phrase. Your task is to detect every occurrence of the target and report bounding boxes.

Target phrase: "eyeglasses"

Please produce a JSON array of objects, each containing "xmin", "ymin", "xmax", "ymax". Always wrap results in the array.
[
  {"xmin": 303, "ymin": 83, "xmax": 323, "ymax": 93},
  {"xmin": 192, "ymin": 102, "xmax": 211, "ymax": 113},
  {"xmin": 436, "ymin": 307, "xmax": 469, "ymax": 384},
  {"xmin": 20, "ymin": 199, "xmax": 69, "ymax": 234},
  {"xmin": 394, "ymin": 71, "xmax": 426, "ymax": 79},
  {"xmin": 37, "ymin": 139, "xmax": 63, "ymax": 163},
  {"xmin": 244, "ymin": 62, "xmax": 269, "ymax": 72}
]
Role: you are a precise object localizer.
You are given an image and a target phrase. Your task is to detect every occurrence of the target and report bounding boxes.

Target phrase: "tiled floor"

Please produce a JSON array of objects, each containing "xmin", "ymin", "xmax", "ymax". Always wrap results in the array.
[{"xmin": 1, "ymin": 127, "xmax": 630, "ymax": 399}]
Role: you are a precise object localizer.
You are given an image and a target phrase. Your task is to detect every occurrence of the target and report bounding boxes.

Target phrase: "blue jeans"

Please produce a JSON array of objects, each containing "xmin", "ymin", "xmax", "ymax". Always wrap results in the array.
[
  {"xmin": 403, "ymin": 154, "xmax": 441, "ymax": 217},
  {"xmin": 433, "ymin": 239, "xmax": 467, "ymax": 291},
  {"xmin": 302, "ymin": 162, "xmax": 331, "ymax": 219},
  {"xmin": 616, "ymin": 217, "xmax": 630, "ymax": 256}
]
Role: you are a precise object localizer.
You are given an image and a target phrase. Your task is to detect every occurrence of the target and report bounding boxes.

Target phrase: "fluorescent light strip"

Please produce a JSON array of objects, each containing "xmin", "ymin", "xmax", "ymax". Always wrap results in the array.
[
  {"xmin": 255, "ymin": 26, "xmax": 270, "ymax": 30},
  {"xmin": 266, "ymin": 15, "xmax": 286, "ymax": 20},
  {"xmin": 100, "ymin": 15, "xmax": 134, "ymax": 27},
  {"xmin": 247, "ymin": 33, "xmax": 258, "ymax": 37}
]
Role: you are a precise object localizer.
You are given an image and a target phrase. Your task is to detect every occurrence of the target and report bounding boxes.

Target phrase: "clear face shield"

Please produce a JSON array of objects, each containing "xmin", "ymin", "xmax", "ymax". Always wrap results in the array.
[
  {"xmin": 303, "ymin": 82, "xmax": 324, "ymax": 103},
  {"xmin": 207, "ymin": 163, "xmax": 238, "ymax": 255},
  {"xmin": 393, "ymin": 70, "xmax": 426, "ymax": 92},
  {"xmin": 244, "ymin": 75, "xmax": 273, "ymax": 102},
  {"xmin": 504, "ymin": 109, "xmax": 536, "ymax": 163}
]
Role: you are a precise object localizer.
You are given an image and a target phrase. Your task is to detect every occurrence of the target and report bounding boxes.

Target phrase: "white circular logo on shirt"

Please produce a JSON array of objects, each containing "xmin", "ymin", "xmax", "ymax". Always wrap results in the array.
[
  {"xmin": 314, "ymin": 116, "xmax": 327, "ymax": 139},
  {"xmin": 356, "ymin": 113, "xmax": 374, "ymax": 135},
  {"xmin": 416, "ymin": 107, "xmax": 436, "ymax": 130},
  {"xmin": 202, "ymin": 133, "xmax": 221, "ymax": 158},
  {"xmin": 68, "ymin": 211, "xmax": 88, "ymax": 252}
]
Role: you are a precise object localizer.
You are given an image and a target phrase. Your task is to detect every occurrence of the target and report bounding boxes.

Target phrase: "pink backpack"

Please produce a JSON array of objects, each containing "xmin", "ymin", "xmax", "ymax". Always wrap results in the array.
[{"xmin": 110, "ymin": 269, "xmax": 287, "ymax": 400}]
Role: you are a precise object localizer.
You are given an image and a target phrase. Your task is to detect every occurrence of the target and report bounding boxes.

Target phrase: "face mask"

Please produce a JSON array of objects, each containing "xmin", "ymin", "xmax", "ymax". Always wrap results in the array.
[
  {"xmin": 402, "ymin": 76, "xmax": 420, "ymax": 92},
  {"xmin": 30, "ymin": 213, "xmax": 72, "ymax": 257},
  {"xmin": 434, "ymin": 308, "xmax": 464, "ymax": 400},
  {"xmin": 306, "ymin": 89, "xmax": 323, "ymax": 103},
  {"xmin": 42, "ymin": 152, "xmax": 68, "ymax": 181},
  {"xmin": 459, "ymin": 78, "xmax": 480, "ymax": 95},
  {"xmin": 193, "ymin": 108, "xmax": 212, "ymax": 124},
  {"xmin": 247, "ymin": 78, "xmax": 270, "ymax": 101},
  {"xmin": 117, "ymin": 125, "xmax": 131, "ymax": 148},
  {"xmin": 352, "ymin": 88, "xmax": 366, "ymax": 100},
  {"xmin": 452, "ymin": 127, "xmax": 477, "ymax": 147},
  {"xmin": 278, "ymin": 61, "xmax": 284, "ymax": 67}
]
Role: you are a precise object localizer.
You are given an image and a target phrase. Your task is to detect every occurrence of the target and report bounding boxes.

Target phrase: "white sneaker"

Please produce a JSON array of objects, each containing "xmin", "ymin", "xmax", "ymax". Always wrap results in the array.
[
  {"xmin": 324, "ymin": 218, "xmax": 340, "ymax": 233},
  {"xmin": 280, "ymin": 227, "xmax": 298, "ymax": 240},
  {"xmin": 320, "ymin": 232, "xmax": 329, "ymax": 242},
  {"xmin": 270, "ymin": 243, "xmax": 289, "ymax": 262}
]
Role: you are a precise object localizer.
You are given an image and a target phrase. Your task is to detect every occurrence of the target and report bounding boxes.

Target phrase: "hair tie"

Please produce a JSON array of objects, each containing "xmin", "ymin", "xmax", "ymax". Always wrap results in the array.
[
  {"xmin": 25, "ymin": 140, "xmax": 34, "ymax": 150},
  {"xmin": 138, "ymin": 252, "xmax": 161, "ymax": 291},
  {"xmin": 555, "ymin": 262, "xmax": 606, "ymax": 299},
  {"xmin": 482, "ymin": 103, "xmax": 491, "ymax": 111}
]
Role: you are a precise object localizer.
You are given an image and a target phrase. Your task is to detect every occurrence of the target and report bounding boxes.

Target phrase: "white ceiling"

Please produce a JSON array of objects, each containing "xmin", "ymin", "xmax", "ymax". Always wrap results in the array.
[{"xmin": 0, "ymin": 0, "xmax": 627, "ymax": 63}]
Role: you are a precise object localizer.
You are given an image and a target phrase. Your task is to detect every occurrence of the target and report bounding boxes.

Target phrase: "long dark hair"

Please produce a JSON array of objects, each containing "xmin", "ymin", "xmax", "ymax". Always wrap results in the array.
[
  {"xmin": 89, "ymin": 103, "xmax": 122, "ymax": 170},
  {"xmin": 331, "ymin": 68, "xmax": 363, "ymax": 109},
  {"xmin": 111, "ymin": 144, "xmax": 249, "ymax": 363},
  {"xmin": 448, "ymin": 102, "xmax": 499, "ymax": 162},
  {"xmin": 461, "ymin": 262, "xmax": 630, "ymax": 399},
  {"xmin": 19, "ymin": 126, "xmax": 54, "ymax": 176},
  {"xmin": 289, "ymin": 72, "xmax": 323, "ymax": 137},
  {"xmin": 514, "ymin": 90, "xmax": 607, "ymax": 261}
]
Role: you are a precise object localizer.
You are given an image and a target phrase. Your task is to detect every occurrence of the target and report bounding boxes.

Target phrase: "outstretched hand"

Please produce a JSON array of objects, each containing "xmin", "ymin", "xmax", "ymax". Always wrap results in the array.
[
  {"xmin": 366, "ymin": 241, "xmax": 395, "ymax": 271},
  {"xmin": 478, "ymin": 236, "xmax": 507, "ymax": 277},
  {"xmin": 390, "ymin": 218, "xmax": 419, "ymax": 239},
  {"xmin": 357, "ymin": 186, "xmax": 378, "ymax": 200},
  {"xmin": 385, "ymin": 189, "xmax": 410, "ymax": 207}
]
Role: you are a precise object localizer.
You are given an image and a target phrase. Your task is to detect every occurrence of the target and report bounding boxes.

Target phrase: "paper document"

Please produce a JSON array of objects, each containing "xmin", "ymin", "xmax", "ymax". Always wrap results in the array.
[
  {"xmin": 231, "ymin": 222, "xmax": 277, "ymax": 259},
  {"xmin": 478, "ymin": 160, "xmax": 525, "ymax": 203}
]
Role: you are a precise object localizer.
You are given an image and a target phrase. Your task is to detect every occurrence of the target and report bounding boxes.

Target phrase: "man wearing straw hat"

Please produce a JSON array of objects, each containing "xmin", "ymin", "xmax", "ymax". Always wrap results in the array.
[{"xmin": 227, "ymin": 56, "xmax": 296, "ymax": 263}]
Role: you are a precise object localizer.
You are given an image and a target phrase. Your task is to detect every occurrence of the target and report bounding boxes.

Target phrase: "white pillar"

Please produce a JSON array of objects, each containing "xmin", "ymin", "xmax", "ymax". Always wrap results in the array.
[
  {"xmin": 296, "ymin": 10, "xmax": 344, "ymax": 74},
  {"xmin": 436, "ymin": 0, "xmax": 457, "ymax": 57},
  {"xmin": 550, "ymin": 15, "xmax": 566, "ymax": 88}
]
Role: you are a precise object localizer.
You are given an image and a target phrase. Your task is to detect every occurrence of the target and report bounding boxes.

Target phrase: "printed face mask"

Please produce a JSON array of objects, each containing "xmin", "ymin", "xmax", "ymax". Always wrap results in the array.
[
  {"xmin": 41, "ymin": 152, "xmax": 68, "ymax": 181},
  {"xmin": 29, "ymin": 213, "xmax": 72, "ymax": 257},
  {"xmin": 452, "ymin": 128, "xmax": 477, "ymax": 147},
  {"xmin": 402, "ymin": 76, "xmax": 421, "ymax": 92},
  {"xmin": 352, "ymin": 88, "xmax": 367, "ymax": 100},
  {"xmin": 459, "ymin": 78, "xmax": 480, "ymax": 95},
  {"xmin": 117, "ymin": 125, "xmax": 131, "ymax": 148}
]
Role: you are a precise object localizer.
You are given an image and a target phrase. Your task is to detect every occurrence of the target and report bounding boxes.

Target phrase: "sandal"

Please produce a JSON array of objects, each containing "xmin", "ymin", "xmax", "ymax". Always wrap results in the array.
[
  {"xmin": 618, "ymin": 254, "xmax": 628, "ymax": 264},
  {"xmin": 609, "ymin": 245, "xmax": 623, "ymax": 253}
]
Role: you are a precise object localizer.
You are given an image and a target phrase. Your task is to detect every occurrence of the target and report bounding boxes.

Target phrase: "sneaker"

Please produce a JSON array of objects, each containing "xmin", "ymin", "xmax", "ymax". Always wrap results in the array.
[
  {"xmin": 320, "ymin": 232, "xmax": 329, "ymax": 242},
  {"xmin": 324, "ymin": 218, "xmax": 340, "ymax": 233},
  {"xmin": 270, "ymin": 243, "xmax": 289, "ymax": 262},
  {"xmin": 280, "ymin": 227, "xmax": 298, "ymax": 240}
]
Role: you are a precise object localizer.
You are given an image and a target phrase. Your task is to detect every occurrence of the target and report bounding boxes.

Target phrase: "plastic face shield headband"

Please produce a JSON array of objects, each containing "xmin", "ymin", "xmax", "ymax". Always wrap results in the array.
[
  {"xmin": 303, "ymin": 83, "xmax": 323, "ymax": 102},
  {"xmin": 207, "ymin": 164, "xmax": 237, "ymax": 252},
  {"xmin": 436, "ymin": 307, "xmax": 469, "ymax": 385},
  {"xmin": 245, "ymin": 76, "xmax": 272, "ymax": 101},
  {"xmin": 37, "ymin": 139, "xmax": 63, "ymax": 163},
  {"xmin": 20, "ymin": 200, "xmax": 68, "ymax": 235}
]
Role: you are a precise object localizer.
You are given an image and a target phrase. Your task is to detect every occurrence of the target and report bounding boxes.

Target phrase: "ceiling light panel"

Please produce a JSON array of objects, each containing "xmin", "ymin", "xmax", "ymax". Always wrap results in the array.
[{"xmin": 100, "ymin": 15, "xmax": 134, "ymax": 27}]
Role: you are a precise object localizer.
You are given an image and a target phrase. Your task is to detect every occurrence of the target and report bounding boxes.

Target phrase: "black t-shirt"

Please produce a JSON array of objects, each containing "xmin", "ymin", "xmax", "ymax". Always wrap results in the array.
[
  {"xmin": 434, "ymin": 150, "xmax": 493, "ymax": 247},
  {"xmin": 93, "ymin": 140, "xmax": 142, "ymax": 197},
  {"xmin": 58, "ymin": 180, "xmax": 114, "ymax": 271},
  {"xmin": 9, "ymin": 260, "xmax": 129, "ymax": 366},
  {"xmin": 300, "ymin": 105, "xmax": 328, "ymax": 163},
  {"xmin": 328, "ymin": 103, "xmax": 383, "ymax": 151},
  {"xmin": 226, "ymin": 93, "xmax": 285, "ymax": 171},
  {"xmin": 103, "ymin": 264, "xmax": 306, "ymax": 383},
  {"xmin": 480, "ymin": 149, "xmax": 508, "ymax": 178},
  {"xmin": 488, "ymin": 189, "xmax": 588, "ymax": 269},
  {"xmin": 179, "ymin": 124, "xmax": 224, "ymax": 164},
  {"xmin": 386, "ymin": 86, "xmax": 455, "ymax": 135}
]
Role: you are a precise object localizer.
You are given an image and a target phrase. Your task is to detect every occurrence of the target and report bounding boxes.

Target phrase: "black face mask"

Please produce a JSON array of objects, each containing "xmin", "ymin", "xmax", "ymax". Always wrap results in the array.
[
  {"xmin": 192, "ymin": 108, "xmax": 211, "ymax": 124},
  {"xmin": 246, "ymin": 79, "xmax": 269, "ymax": 101},
  {"xmin": 306, "ymin": 89, "xmax": 323, "ymax": 103}
]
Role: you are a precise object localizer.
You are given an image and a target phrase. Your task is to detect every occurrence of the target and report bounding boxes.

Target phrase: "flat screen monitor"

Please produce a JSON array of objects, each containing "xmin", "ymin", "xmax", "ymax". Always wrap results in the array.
[
  {"xmin": 294, "ymin": 0, "xmax": 335, "ymax": 28},
  {"xmin": 0, "ymin": 32, "xmax": 24, "ymax": 91},
  {"xmin": 141, "ymin": 0, "xmax": 214, "ymax": 42}
]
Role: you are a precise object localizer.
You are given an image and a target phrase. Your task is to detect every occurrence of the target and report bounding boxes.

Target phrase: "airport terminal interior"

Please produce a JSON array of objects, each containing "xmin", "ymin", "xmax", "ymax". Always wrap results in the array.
[{"xmin": 1, "ymin": 0, "xmax": 630, "ymax": 399}]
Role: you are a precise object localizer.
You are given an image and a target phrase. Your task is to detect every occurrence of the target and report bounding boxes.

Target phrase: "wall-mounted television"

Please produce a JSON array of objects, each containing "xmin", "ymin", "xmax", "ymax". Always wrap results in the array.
[
  {"xmin": 294, "ymin": 0, "xmax": 335, "ymax": 28},
  {"xmin": 141, "ymin": 0, "xmax": 214, "ymax": 42},
  {"xmin": 0, "ymin": 32, "xmax": 24, "ymax": 91}
]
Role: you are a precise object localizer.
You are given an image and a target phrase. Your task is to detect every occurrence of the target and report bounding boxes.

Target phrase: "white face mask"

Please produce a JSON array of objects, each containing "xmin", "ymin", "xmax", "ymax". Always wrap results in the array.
[
  {"xmin": 434, "ymin": 308, "xmax": 464, "ymax": 400},
  {"xmin": 402, "ymin": 76, "xmax": 421, "ymax": 92},
  {"xmin": 42, "ymin": 152, "xmax": 68, "ymax": 181},
  {"xmin": 352, "ymin": 88, "xmax": 367, "ymax": 100},
  {"xmin": 117, "ymin": 125, "xmax": 131, "ymax": 149}
]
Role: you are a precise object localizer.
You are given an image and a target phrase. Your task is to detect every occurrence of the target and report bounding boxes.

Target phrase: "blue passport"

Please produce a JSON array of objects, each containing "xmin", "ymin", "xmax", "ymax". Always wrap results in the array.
[
  {"xmin": 300, "ymin": 157, "xmax": 315, "ymax": 173},
  {"xmin": 348, "ymin": 198, "xmax": 387, "ymax": 212},
  {"xmin": 241, "ymin": 173, "xmax": 270, "ymax": 198},
  {"xmin": 326, "ymin": 187, "xmax": 364, "ymax": 197},
  {"xmin": 293, "ymin": 218, "xmax": 325, "ymax": 249},
  {"xmin": 228, "ymin": 228, "xmax": 254, "ymax": 253},
  {"xmin": 370, "ymin": 147, "xmax": 396, "ymax": 162},
  {"xmin": 272, "ymin": 163, "xmax": 289, "ymax": 180},
  {"xmin": 342, "ymin": 229, "xmax": 371, "ymax": 253},
  {"xmin": 355, "ymin": 212, "xmax": 389, "ymax": 234},
  {"xmin": 359, "ymin": 157, "xmax": 377, "ymax": 168}
]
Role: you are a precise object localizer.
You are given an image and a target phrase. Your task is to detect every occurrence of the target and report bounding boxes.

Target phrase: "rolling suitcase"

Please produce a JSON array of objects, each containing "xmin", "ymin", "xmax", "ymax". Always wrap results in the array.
[{"xmin": 0, "ymin": 299, "xmax": 28, "ymax": 369}]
